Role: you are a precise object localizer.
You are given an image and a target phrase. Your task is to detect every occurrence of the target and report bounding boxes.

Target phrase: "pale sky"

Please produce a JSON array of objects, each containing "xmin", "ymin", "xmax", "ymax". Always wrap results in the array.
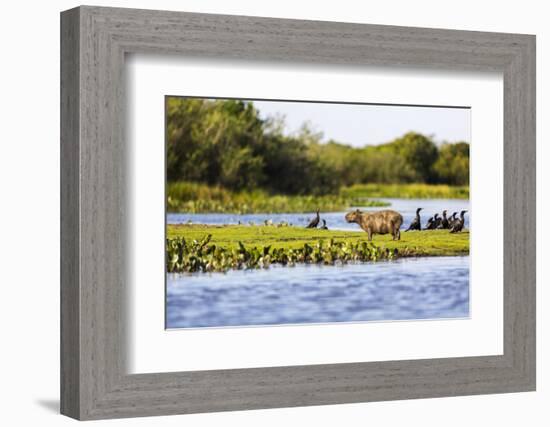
[{"xmin": 252, "ymin": 100, "xmax": 471, "ymax": 147}]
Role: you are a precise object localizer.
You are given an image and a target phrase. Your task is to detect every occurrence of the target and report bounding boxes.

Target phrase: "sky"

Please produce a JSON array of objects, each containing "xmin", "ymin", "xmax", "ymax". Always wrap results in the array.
[{"xmin": 252, "ymin": 100, "xmax": 471, "ymax": 147}]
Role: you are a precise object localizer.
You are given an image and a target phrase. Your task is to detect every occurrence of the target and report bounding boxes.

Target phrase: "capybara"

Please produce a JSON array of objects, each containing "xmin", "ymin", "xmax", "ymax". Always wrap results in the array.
[{"xmin": 345, "ymin": 209, "xmax": 403, "ymax": 241}]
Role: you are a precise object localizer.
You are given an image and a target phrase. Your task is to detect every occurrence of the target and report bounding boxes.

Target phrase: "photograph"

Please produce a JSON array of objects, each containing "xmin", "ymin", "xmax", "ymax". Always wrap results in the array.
[{"xmin": 165, "ymin": 96, "xmax": 471, "ymax": 329}]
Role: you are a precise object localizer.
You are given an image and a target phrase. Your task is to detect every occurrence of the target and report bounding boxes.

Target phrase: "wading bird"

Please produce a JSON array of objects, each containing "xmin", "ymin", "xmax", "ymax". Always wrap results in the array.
[
  {"xmin": 439, "ymin": 210, "xmax": 449, "ymax": 229},
  {"xmin": 449, "ymin": 212, "xmax": 458, "ymax": 225},
  {"xmin": 405, "ymin": 207, "xmax": 422, "ymax": 231},
  {"xmin": 306, "ymin": 209, "xmax": 320, "ymax": 228},
  {"xmin": 450, "ymin": 210, "xmax": 468, "ymax": 233},
  {"xmin": 424, "ymin": 216, "xmax": 434, "ymax": 230},
  {"xmin": 320, "ymin": 219, "xmax": 328, "ymax": 230},
  {"xmin": 433, "ymin": 213, "xmax": 442, "ymax": 229},
  {"xmin": 425, "ymin": 213, "xmax": 440, "ymax": 230}
]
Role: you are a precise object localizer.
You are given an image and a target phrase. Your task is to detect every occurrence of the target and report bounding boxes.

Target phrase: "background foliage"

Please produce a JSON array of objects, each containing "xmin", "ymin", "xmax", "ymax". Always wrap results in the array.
[{"xmin": 167, "ymin": 98, "xmax": 470, "ymax": 195}]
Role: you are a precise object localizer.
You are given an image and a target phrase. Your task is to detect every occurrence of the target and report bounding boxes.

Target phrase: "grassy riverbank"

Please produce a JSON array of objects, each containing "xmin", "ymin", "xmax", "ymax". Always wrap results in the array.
[
  {"xmin": 167, "ymin": 182, "xmax": 469, "ymax": 214},
  {"xmin": 167, "ymin": 181, "xmax": 388, "ymax": 214},
  {"xmin": 167, "ymin": 224, "xmax": 469, "ymax": 272}
]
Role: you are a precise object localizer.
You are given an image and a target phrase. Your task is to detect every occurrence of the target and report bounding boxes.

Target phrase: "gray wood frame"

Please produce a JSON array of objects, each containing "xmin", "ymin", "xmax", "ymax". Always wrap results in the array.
[{"xmin": 61, "ymin": 5, "xmax": 536, "ymax": 420}]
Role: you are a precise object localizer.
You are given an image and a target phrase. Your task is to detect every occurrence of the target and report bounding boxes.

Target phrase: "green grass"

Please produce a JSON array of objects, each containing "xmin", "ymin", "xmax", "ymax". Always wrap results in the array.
[
  {"xmin": 167, "ymin": 181, "xmax": 388, "ymax": 214},
  {"xmin": 341, "ymin": 183, "xmax": 469, "ymax": 200},
  {"xmin": 167, "ymin": 224, "xmax": 469, "ymax": 272},
  {"xmin": 168, "ymin": 224, "xmax": 469, "ymax": 254},
  {"xmin": 167, "ymin": 182, "xmax": 469, "ymax": 214}
]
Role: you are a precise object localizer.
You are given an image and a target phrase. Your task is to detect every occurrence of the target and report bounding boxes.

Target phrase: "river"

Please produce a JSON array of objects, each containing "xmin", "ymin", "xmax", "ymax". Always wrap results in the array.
[
  {"xmin": 167, "ymin": 198, "xmax": 470, "ymax": 230},
  {"xmin": 167, "ymin": 256, "xmax": 469, "ymax": 328}
]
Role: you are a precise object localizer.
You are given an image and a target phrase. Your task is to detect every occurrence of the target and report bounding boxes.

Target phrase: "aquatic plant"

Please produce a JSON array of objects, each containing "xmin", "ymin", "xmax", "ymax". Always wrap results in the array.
[
  {"xmin": 166, "ymin": 234, "xmax": 398, "ymax": 273},
  {"xmin": 167, "ymin": 225, "xmax": 469, "ymax": 272}
]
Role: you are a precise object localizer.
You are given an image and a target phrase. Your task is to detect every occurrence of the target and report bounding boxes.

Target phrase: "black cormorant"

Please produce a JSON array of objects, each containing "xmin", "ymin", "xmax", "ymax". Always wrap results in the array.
[
  {"xmin": 320, "ymin": 219, "xmax": 328, "ymax": 230},
  {"xmin": 425, "ymin": 213, "xmax": 439, "ymax": 230},
  {"xmin": 306, "ymin": 209, "xmax": 320, "ymax": 228},
  {"xmin": 405, "ymin": 207, "xmax": 422, "ymax": 231},
  {"xmin": 433, "ymin": 213, "xmax": 442, "ymax": 229},
  {"xmin": 448, "ymin": 212, "xmax": 458, "ymax": 228},
  {"xmin": 424, "ymin": 216, "xmax": 434, "ymax": 230},
  {"xmin": 450, "ymin": 210, "xmax": 468, "ymax": 233},
  {"xmin": 439, "ymin": 210, "xmax": 449, "ymax": 229}
]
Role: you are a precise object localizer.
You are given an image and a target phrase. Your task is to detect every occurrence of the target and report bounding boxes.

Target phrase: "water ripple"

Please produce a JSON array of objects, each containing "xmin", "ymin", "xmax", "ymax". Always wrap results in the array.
[{"xmin": 167, "ymin": 256, "xmax": 470, "ymax": 329}]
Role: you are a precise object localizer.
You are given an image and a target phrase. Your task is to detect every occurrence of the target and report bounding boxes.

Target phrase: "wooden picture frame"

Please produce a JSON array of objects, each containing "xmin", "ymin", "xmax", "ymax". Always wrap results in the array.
[{"xmin": 60, "ymin": 5, "xmax": 536, "ymax": 420}]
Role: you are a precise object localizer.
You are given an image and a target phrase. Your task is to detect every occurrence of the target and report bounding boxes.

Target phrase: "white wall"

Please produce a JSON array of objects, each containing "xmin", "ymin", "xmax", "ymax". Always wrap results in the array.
[{"xmin": 0, "ymin": 0, "xmax": 546, "ymax": 425}]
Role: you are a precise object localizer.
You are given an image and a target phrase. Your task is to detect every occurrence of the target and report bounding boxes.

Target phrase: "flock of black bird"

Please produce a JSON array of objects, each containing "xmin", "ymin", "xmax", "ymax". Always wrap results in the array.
[{"xmin": 405, "ymin": 208, "xmax": 468, "ymax": 233}]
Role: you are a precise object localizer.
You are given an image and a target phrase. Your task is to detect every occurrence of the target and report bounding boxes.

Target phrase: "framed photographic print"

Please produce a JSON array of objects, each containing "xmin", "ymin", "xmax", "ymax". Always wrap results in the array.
[
  {"xmin": 164, "ymin": 96, "xmax": 472, "ymax": 330},
  {"xmin": 61, "ymin": 6, "xmax": 536, "ymax": 420}
]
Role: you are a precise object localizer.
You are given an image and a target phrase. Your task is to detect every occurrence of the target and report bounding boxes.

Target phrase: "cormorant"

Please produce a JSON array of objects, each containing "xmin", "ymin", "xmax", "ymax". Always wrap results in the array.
[
  {"xmin": 320, "ymin": 219, "xmax": 328, "ymax": 230},
  {"xmin": 450, "ymin": 210, "xmax": 468, "ymax": 233},
  {"xmin": 433, "ymin": 213, "xmax": 442, "ymax": 229},
  {"xmin": 425, "ymin": 213, "xmax": 439, "ymax": 230},
  {"xmin": 448, "ymin": 212, "xmax": 458, "ymax": 228},
  {"xmin": 405, "ymin": 207, "xmax": 422, "ymax": 231},
  {"xmin": 306, "ymin": 209, "xmax": 320, "ymax": 228},
  {"xmin": 424, "ymin": 216, "xmax": 434, "ymax": 230},
  {"xmin": 438, "ymin": 210, "xmax": 449, "ymax": 229}
]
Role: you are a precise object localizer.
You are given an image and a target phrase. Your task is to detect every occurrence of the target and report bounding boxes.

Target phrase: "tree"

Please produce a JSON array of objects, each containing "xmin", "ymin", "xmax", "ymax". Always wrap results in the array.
[
  {"xmin": 433, "ymin": 142, "xmax": 470, "ymax": 185},
  {"xmin": 166, "ymin": 98, "xmax": 469, "ymax": 193},
  {"xmin": 166, "ymin": 98, "xmax": 266, "ymax": 191},
  {"xmin": 381, "ymin": 132, "xmax": 439, "ymax": 183}
]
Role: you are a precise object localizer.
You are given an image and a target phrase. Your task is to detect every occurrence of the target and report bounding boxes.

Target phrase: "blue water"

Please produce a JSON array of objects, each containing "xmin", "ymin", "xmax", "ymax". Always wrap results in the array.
[
  {"xmin": 167, "ymin": 256, "xmax": 470, "ymax": 329},
  {"xmin": 167, "ymin": 198, "xmax": 470, "ymax": 231}
]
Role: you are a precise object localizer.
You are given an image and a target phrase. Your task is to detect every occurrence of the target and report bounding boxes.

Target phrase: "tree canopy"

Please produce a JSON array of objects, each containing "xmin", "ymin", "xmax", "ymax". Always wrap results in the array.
[{"xmin": 167, "ymin": 97, "xmax": 469, "ymax": 195}]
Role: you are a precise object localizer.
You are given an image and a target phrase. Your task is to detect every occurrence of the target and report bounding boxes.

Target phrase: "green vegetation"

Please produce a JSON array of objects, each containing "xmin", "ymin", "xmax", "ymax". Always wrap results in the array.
[
  {"xmin": 432, "ymin": 142, "xmax": 470, "ymax": 186},
  {"xmin": 167, "ymin": 225, "xmax": 469, "ymax": 272},
  {"xmin": 167, "ymin": 181, "xmax": 467, "ymax": 213},
  {"xmin": 167, "ymin": 234, "xmax": 398, "ymax": 273},
  {"xmin": 167, "ymin": 98, "xmax": 470, "ymax": 198},
  {"xmin": 167, "ymin": 181, "xmax": 388, "ymax": 214},
  {"xmin": 341, "ymin": 183, "xmax": 470, "ymax": 200}
]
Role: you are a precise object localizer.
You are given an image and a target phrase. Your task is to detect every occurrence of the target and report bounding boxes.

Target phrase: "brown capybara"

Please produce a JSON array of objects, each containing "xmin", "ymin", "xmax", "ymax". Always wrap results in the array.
[{"xmin": 345, "ymin": 209, "xmax": 403, "ymax": 241}]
